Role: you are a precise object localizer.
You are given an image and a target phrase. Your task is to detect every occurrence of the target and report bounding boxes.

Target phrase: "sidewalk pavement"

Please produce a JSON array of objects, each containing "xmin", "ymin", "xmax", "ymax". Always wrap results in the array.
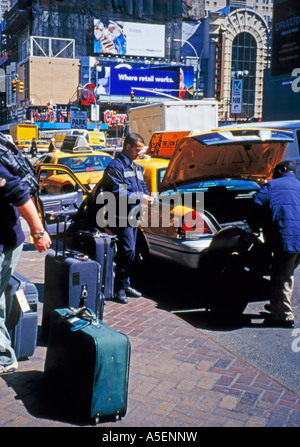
[{"xmin": 0, "ymin": 227, "xmax": 300, "ymax": 428}]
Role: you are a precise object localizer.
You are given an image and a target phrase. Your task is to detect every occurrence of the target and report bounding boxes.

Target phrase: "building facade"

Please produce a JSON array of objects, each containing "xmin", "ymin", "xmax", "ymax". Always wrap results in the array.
[{"xmin": 0, "ymin": 0, "xmax": 273, "ymax": 132}]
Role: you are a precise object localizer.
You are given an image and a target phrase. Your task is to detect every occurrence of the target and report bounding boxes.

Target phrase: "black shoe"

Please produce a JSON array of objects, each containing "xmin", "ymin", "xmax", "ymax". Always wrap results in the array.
[
  {"xmin": 263, "ymin": 317, "xmax": 295, "ymax": 328},
  {"xmin": 125, "ymin": 287, "xmax": 142, "ymax": 298},
  {"xmin": 114, "ymin": 289, "xmax": 128, "ymax": 304}
]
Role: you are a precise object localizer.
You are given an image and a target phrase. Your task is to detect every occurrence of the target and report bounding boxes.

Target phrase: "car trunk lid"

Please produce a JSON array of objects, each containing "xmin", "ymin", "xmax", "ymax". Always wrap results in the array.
[{"xmin": 160, "ymin": 128, "xmax": 294, "ymax": 192}]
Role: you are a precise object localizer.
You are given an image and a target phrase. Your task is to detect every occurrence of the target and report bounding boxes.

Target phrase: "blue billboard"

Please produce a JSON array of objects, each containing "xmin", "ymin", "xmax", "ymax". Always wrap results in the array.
[{"xmin": 96, "ymin": 65, "xmax": 193, "ymax": 99}]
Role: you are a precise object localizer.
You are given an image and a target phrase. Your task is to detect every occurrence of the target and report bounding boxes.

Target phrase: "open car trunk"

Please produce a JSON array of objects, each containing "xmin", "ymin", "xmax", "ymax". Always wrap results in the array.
[{"xmin": 201, "ymin": 185, "xmax": 257, "ymax": 228}]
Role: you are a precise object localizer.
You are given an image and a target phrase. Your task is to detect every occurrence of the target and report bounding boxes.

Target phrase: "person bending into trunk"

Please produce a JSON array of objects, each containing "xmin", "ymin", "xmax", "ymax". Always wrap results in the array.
[{"xmin": 251, "ymin": 160, "xmax": 300, "ymax": 328}]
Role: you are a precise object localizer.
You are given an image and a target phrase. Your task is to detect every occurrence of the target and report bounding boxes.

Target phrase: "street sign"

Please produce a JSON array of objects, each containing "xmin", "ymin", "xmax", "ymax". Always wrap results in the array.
[
  {"xmin": 231, "ymin": 79, "xmax": 243, "ymax": 114},
  {"xmin": 90, "ymin": 104, "xmax": 99, "ymax": 122},
  {"xmin": 71, "ymin": 110, "xmax": 87, "ymax": 128}
]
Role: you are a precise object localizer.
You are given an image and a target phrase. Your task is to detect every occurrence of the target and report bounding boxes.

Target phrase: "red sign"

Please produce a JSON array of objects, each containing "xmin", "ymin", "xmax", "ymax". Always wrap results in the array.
[
  {"xmin": 30, "ymin": 106, "xmax": 56, "ymax": 123},
  {"xmin": 104, "ymin": 109, "xmax": 127, "ymax": 127},
  {"xmin": 81, "ymin": 83, "xmax": 96, "ymax": 106}
]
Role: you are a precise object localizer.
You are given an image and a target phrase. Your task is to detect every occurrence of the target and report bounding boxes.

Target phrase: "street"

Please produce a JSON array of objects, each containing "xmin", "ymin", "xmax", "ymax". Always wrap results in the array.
[
  {"xmin": 134, "ymin": 258, "xmax": 300, "ymax": 396},
  {"xmin": 26, "ymin": 153, "xmax": 300, "ymax": 396},
  {"xmin": 2, "ymin": 219, "xmax": 297, "ymax": 428}
]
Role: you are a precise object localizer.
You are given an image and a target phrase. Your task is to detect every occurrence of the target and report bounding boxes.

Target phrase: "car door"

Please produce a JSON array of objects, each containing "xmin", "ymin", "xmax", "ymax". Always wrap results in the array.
[{"xmin": 35, "ymin": 164, "xmax": 90, "ymax": 235}]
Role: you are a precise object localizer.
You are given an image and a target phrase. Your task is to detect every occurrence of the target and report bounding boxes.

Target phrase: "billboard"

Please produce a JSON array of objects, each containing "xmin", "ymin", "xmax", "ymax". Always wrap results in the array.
[
  {"xmin": 272, "ymin": 0, "xmax": 300, "ymax": 77},
  {"xmin": 94, "ymin": 19, "xmax": 165, "ymax": 58},
  {"xmin": 96, "ymin": 65, "xmax": 181, "ymax": 98}
]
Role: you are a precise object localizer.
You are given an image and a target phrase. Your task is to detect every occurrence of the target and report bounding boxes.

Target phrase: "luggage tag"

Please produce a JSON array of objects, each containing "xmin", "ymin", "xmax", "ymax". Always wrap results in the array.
[
  {"xmin": 64, "ymin": 307, "xmax": 99, "ymax": 331},
  {"xmin": 70, "ymin": 318, "xmax": 90, "ymax": 332},
  {"xmin": 15, "ymin": 289, "xmax": 31, "ymax": 313}
]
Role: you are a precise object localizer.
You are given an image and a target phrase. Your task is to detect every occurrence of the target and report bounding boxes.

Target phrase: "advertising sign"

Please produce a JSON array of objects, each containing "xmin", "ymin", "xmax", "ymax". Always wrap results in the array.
[
  {"xmin": 81, "ymin": 83, "xmax": 96, "ymax": 106},
  {"xmin": 272, "ymin": 0, "xmax": 300, "ymax": 77},
  {"xmin": 231, "ymin": 79, "xmax": 243, "ymax": 114},
  {"xmin": 94, "ymin": 19, "xmax": 165, "ymax": 58},
  {"xmin": 96, "ymin": 66, "xmax": 179, "ymax": 98}
]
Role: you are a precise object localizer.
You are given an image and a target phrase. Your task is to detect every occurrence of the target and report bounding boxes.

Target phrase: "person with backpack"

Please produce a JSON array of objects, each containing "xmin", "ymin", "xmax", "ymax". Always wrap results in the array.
[{"xmin": 0, "ymin": 147, "xmax": 51, "ymax": 374}]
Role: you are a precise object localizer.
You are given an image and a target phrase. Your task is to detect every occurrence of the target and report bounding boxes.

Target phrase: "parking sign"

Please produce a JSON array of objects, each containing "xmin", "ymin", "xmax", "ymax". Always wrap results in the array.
[
  {"xmin": 71, "ymin": 110, "xmax": 87, "ymax": 128},
  {"xmin": 231, "ymin": 79, "xmax": 243, "ymax": 114}
]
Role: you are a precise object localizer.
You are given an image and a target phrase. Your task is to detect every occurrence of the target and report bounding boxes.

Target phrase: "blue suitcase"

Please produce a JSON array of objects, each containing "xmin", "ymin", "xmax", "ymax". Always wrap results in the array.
[
  {"xmin": 42, "ymin": 216, "xmax": 103, "ymax": 338},
  {"xmin": 5, "ymin": 272, "xmax": 38, "ymax": 360},
  {"xmin": 44, "ymin": 307, "xmax": 131, "ymax": 424},
  {"xmin": 70, "ymin": 228, "xmax": 116, "ymax": 301}
]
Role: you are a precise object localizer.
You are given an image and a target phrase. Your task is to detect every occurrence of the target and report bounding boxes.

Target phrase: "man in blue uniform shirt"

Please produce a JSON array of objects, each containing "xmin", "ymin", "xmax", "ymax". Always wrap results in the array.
[
  {"xmin": 252, "ymin": 160, "xmax": 300, "ymax": 328},
  {"xmin": 97, "ymin": 133, "xmax": 153, "ymax": 304}
]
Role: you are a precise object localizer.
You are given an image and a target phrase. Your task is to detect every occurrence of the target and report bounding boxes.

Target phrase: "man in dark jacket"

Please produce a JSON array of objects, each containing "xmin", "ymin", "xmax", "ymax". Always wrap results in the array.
[
  {"xmin": 0, "ymin": 162, "xmax": 51, "ymax": 374},
  {"xmin": 30, "ymin": 138, "xmax": 37, "ymax": 157},
  {"xmin": 95, "ymin": 133, "xmax": 153, "ymax": 304},
  {"xmin": 252, "ymin": 160, "xmax": 300, "ymax": 328}
]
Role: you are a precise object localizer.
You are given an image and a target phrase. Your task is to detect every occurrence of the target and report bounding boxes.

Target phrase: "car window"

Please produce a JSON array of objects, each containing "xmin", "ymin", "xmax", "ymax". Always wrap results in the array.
[
  {"xmin": 58, "ymin": 155, "xmax": 111, "ymax": 173},
  {"xmin": 36, "ymin": 155, "xmax": 48, "ymax": 163},
  {"xmin": 157, "ymin": 168, "xmax": 167, "ymax": 190},
  {"xmin": 161, "ymin": 179, "xmax": 260, "ymax": 195},
  {"xmin": 177, "ymin": 179, "xmax": 260, "ymax": 193}
]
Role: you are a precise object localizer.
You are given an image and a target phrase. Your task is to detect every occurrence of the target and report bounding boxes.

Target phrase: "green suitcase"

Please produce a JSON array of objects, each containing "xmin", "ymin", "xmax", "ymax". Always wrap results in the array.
[{"xmin": 44, "ymin": 307, "xmax": 131, "ymax": 424}]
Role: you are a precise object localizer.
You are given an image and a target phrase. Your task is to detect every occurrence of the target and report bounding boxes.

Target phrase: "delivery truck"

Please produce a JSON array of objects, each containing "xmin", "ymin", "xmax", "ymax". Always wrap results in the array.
[
  {"xmin": 10, "ymin": 123, "xmax": 38, "ymax": 143},
  {"xmin": 128, "ymin": 100, "xmax": 219, "ymax": 145}
]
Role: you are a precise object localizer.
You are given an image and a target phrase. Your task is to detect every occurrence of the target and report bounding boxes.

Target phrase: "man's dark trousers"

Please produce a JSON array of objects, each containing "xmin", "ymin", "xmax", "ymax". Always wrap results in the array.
[{"xmin": 112, "ymin": 226, "xmax": 138, "ymax": 291}]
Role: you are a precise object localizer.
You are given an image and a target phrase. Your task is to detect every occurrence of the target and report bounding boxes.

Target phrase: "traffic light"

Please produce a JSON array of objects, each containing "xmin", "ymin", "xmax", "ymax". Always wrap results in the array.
[
  {"xmin": 12, "ymin": 80, "xmax": 17, "ymax": 93},
  {"xmin": 130, "ymin": 90, "xmax": 134, "ymax": 101},
  {"xmin": 18, "ymin": 81, "xmax": 24, "ymax": 93}
]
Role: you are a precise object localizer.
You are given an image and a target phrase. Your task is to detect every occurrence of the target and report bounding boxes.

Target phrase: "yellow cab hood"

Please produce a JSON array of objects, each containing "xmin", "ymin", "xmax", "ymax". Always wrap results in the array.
[{"xmin": 160, "ymin": 128, "xmax": 294, "ymax": 192}]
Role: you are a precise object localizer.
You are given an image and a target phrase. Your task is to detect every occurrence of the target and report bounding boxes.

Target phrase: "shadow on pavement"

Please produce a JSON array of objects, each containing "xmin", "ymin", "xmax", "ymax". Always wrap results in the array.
[
  {"xmin": 134, "ymin": 257, "xmax": 271, "ymax": 332},
  {"xmin": 2, "ymin": 370, "xmax": 114, "ymax": 426},
  {"xmin": 1, "ymin": 370, "xmax": 77, "ymax": 425}
]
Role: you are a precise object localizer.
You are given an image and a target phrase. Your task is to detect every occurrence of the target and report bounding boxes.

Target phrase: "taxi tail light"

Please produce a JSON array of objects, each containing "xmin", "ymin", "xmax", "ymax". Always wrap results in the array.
[{"xmin": 178, "ymin": 211, "xmax": 212, "ymax": 237}]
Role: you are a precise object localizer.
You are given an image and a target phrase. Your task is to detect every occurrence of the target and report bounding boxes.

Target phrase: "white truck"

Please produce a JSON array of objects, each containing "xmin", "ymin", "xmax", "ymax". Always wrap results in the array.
[{"xmin": 128, "ymin": 100, "xmax": 219, "ymax": 145}]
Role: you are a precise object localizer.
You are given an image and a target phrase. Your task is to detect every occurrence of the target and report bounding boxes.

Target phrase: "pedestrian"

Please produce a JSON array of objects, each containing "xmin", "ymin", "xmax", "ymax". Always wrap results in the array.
[
  {"xmin": 94, "ymin": 133, "xmax": 153, "ymax": 304},
  {"xmin": 0, "ymin": 160, "xmax": 51, "ymax": 374},
  {"xmin": 48, "ymin": 138, "xmax": 57, "ymax": 152},
  {"xmin": 30, "ymin": 137, "xmax": 37, "ymax": 157},
  {"xmin": 251, "ymin": 160, "xmax": 300, "ymax": 328}
]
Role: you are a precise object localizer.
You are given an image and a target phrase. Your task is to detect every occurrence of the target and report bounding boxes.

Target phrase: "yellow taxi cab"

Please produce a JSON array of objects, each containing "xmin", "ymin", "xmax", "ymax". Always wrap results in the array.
[
  {"xmin": 35, "ymin": 135, "xmax": 113, "ymax": 194},
  {"xmin": 89, "ymin": 130, "xmax": 106, "ymax": 147},
  {"xmin": 135, "ymin": 157, "xmax": 169, "ymax": 194},
  {"xmin": 135, "ymin": 130, "xmax": 190, "ymax": 193},
  {"xmin": 36, "ymin": 139, "xmax": 49, "ymax": 153},
  {"xmin": 138, "ymin": 127, "xmax": 294, "ymax": 272},
  {"xmin": 15, "ymin": 140, "xmax": 32, "ymax": 154}
]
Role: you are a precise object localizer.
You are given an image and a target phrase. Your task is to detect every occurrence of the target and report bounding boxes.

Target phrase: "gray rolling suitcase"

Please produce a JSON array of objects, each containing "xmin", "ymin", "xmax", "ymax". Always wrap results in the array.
[
  {"xmin": 70, "ymin": 228, "xmax": 116, "ymax": 301},
  {"xmin": 44, "ymin": 307, "xmax": 131, "ymax": 424},
  {"xmin": 42, "ymin": 215, "xmax": 103, "ymax": 338},
  {"xmin": 5, "ymin": 272, "xmax": 38, "ymax": 359}
]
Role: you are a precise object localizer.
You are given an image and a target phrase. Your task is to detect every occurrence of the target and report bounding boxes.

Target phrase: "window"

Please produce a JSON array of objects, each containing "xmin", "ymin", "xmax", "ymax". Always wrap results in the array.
[{"xmin": 231, "ymin": 32, "xmax": 257, "ymax": 120}]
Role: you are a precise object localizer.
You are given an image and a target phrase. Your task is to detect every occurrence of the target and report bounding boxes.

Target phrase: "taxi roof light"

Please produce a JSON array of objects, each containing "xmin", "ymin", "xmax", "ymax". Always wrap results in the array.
[{"xmin": 61, "ymin": 135, "xmax": 92, "ymax": 153}]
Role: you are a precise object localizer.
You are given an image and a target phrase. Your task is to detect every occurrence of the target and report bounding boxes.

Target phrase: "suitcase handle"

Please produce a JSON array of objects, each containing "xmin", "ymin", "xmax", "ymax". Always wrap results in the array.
[{"xmin": 45, "ymin": 213, "xmax": 70, "ymax": 256}]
